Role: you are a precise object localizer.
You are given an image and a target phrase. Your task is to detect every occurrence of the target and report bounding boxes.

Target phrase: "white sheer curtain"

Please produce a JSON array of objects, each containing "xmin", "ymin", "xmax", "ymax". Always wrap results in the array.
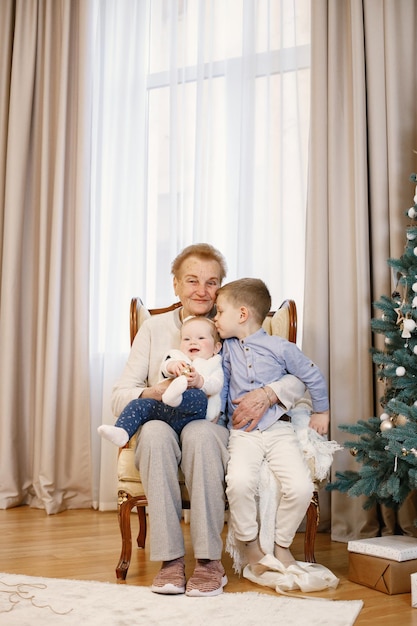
[{"xmin": 89, "ymin": 0, "xmax": 311, "ymax": 510}]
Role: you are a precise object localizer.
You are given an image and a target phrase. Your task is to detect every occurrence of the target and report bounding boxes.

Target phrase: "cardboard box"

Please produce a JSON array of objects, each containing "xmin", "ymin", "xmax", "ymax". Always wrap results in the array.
[
  {"xmin": 348, "ymin": 535, "xmax": 417, "ymax": 561},
  {"xmin": 348, "ymin": 552, "xmax": 417, "ymax": 595}
]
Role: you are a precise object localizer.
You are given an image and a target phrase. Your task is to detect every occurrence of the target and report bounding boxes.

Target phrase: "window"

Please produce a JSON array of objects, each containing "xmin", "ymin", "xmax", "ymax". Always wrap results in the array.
[
  {"xmin": 90, "ymin": 0, "xmax": 310, "ymax": 352},
  {"xmin": 90, "ymin": 0, "xmax": 311, "ymax": 509}
]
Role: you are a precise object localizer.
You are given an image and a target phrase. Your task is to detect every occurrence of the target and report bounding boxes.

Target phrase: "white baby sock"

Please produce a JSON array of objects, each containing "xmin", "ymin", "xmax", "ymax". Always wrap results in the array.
[
  {"xmin": 162, "ymin": 375, "xmax": 188, "ymax": 407},
  {"xmin": 97, "ymin": 424, "xmax": 129, "ymax": 447}
]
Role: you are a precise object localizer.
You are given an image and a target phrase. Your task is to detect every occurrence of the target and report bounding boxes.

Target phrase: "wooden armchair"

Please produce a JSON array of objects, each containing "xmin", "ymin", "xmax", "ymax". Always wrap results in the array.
[{"xmin": 115, "ymin": 297, "xmax": 320, "ymax": 581}]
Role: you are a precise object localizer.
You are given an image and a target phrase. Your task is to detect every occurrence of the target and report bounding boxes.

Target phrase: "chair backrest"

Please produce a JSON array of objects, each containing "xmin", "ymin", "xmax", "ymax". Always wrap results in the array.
[{"xmin": 130, "ymin": 297, "xmax": 297, "ymax": 346}]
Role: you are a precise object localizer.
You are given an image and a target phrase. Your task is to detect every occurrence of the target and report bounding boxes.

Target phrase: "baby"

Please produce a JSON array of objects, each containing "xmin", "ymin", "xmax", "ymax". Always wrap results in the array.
[{"xmin": 98, "ymin": 316, "xmax": 223, "ymax": 446}]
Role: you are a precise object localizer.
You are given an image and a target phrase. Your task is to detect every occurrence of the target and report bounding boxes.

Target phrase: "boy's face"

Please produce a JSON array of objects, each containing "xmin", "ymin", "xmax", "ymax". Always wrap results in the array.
[
  {"xmin": 213, "ymin": 294, "xmax": 241, "ymax": 339},
  {"xmin": 180, "ymin": 319, "xmax": 221, "ymax": 360}
]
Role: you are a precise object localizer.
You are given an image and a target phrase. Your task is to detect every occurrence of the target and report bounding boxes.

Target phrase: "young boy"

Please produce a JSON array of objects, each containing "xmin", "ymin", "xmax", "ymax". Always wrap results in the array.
[
  {"xmin": 214, "ymin": 278, "xmax": 330, "ymax": 573},
  {"xmin": 98, "ymin": 316, "xmax": 223, "ymax": 446}
]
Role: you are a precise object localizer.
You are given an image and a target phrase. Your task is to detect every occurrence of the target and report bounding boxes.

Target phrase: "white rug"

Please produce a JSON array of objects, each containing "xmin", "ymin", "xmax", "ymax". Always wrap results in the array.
[{"xmin": 0, "ymin": 572, "xmax": 363, "ymax": 626}]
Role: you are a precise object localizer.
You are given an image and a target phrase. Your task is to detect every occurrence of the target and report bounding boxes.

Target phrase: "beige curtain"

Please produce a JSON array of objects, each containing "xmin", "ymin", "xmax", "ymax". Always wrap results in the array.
[
  {"xmin": 304, "ymin": 0, "xmax": 417, "ymax": 540},
  {"xmin": 0, "ymin": 0, "xmax": 93, "ymax": 514}
]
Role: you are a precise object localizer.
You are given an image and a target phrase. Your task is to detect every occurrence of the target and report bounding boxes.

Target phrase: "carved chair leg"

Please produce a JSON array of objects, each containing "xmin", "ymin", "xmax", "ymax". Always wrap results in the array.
[
  {"xmin": 136, "ymin": 505, "xmax": 147, "ymax": 548},
  {"xmin": 304, "ymin": 490, "xmax": 319, "ymax": 563},
  {"xmin": 116, "ymin": 493, "xmax": 147, "ymax": 581}
]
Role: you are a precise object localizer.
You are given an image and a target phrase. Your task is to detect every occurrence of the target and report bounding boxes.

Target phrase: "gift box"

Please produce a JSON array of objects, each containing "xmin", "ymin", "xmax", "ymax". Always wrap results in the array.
[
  {"xmin": 348, "ymin": 552, "xmax": 417, "ymax": 594},
  {"xmin": 348, "ymin": 535, "xmax": 417, "ymax": 562},
  {"xmin": 412, "ymin": 573, "xmax": 417, "ymax": 607}
]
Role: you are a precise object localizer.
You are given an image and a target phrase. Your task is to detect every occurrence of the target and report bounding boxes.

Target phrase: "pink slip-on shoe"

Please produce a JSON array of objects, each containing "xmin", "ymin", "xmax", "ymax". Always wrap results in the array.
[
  {"xmin": 151, "ymin": 557, "xmax": 186, "ymax": 594},
  {"xmin": 185, "ymin": 559, "xmax": 228, "ymax": 597}
]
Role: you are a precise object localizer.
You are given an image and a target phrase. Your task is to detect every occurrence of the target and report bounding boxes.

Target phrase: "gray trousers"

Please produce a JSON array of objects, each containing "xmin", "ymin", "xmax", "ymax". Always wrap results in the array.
[{"xmin": 136, "ymin": 419, "xmax": 230, "ymax": 562}]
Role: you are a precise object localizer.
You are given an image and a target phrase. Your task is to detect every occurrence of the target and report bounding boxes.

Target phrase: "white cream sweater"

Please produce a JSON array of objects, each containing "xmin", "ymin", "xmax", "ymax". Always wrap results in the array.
[{"xmin": 111, "ymin": 308, "xmax": 183, "ymax": 417}]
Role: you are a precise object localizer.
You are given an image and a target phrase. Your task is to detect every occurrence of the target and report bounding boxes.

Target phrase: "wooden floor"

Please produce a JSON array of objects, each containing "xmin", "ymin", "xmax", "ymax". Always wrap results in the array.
[{"xmin": 1, "ymin": 507, "xmax": 417, "ymax": 625}]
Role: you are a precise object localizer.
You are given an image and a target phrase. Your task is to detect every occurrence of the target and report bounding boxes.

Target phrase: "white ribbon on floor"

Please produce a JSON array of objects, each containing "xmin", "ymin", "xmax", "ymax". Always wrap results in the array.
[{"xmin": 242, "ymin": 555, "xmax": 339, "ymax": 594}]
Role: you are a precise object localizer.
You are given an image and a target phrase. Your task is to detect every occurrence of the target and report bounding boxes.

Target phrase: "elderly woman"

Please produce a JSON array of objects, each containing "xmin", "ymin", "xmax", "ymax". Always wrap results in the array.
[{"xmin": 111, "ymin": 243, "xmax": 303, "ymax": 597}]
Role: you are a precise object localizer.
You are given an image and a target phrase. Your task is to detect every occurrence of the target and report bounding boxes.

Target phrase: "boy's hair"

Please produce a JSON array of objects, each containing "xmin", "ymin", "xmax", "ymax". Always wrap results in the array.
[
  {"xmin": 181, "ymin": 315, "xmax": 222, "ymax": 344},
  {"xmin": 171, "ymin": 243, "xmax": 227, "ymax": 283},
  {"xmin": 216, "ymin": 278, "xmax": 271, "ymax": 325}
]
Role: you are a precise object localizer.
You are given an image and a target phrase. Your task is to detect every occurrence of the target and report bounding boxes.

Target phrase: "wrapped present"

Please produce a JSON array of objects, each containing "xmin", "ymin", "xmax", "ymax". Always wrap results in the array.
[
  {"xmin": 348, "ymin": 535, "xmax": 417, "ymax": 562},
  {"xmin": 411, "ymin": 572, "xmax": 417, "ymax": 607},
  {"xmin": 348, "ymin": 552, "xmax": 417, "ymax": 595}
]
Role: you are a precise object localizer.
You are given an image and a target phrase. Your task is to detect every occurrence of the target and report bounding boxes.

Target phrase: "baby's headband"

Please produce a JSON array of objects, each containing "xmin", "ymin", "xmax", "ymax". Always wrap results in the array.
[{"xmin": 182, "ymin": 315, "xmax": 216, "ymax": 327}]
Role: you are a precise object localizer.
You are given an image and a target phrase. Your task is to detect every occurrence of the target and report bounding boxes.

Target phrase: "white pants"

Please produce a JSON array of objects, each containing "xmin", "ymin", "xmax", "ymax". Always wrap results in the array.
[{"xmin": 226, "ymin": 420, "xmax": 313, "ymax": 548}]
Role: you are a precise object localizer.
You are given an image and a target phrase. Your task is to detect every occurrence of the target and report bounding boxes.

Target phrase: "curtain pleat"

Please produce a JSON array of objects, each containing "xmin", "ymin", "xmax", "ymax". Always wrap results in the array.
[
  {"xmin": 305, "ymin": 0, "xmax": 417, "ymax": 540},
  {"xmin": 0, "ymin": 0, "xmax": 93, "ymax": 513}
]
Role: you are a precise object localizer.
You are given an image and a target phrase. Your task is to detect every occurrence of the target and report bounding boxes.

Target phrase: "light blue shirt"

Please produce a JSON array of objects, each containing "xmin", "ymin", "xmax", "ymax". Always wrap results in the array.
[{"xmin": 220, "ymin": 328, "xmax": 329, "ymax": 431}]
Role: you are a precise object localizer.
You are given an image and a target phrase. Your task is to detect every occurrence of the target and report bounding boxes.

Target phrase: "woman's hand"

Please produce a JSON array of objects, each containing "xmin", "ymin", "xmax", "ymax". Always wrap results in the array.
[
  {"xmin": 231, "ymin": 388, "xmax": 271, "ymax": 432},
  {"xmin": 141, "ymin": 379, "xmax": 171, "ymax": 401}
]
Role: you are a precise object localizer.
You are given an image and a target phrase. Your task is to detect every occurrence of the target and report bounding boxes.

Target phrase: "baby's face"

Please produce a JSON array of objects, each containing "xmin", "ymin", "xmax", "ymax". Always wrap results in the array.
[{"xmin": 180, "ymin": 319, "xmax": 219, "ymax": 360}]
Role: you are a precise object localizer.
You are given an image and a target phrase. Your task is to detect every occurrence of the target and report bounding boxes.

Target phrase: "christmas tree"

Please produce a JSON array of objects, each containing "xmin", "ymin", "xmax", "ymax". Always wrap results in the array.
[{"xmin": 328, "ymin": 174, "xmax": 417, "ymax": 510}]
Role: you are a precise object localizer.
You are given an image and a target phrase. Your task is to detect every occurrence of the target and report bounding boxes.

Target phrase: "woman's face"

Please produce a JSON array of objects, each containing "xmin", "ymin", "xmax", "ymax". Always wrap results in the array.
[{"xmin": 173, "ymin": 255, "xmax": 222, "ymax": 319}]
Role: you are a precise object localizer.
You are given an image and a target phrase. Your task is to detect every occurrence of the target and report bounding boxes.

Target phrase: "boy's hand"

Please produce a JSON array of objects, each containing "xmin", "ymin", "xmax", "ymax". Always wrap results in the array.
[{"xmin": 309, "ymin": 411, "xmax": 329, "ymax": 436}]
